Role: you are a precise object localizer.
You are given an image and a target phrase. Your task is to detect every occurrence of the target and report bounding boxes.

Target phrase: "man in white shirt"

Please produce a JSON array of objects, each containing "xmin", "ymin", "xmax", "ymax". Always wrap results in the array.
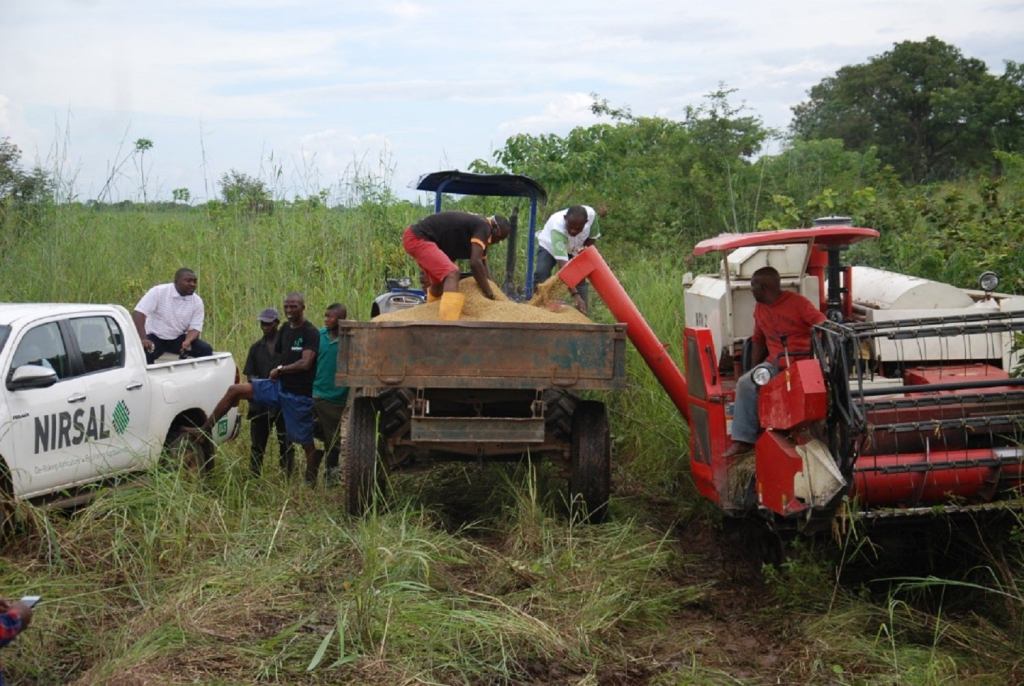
[
  {"xmin": 535, "ymin": 205, "xmax": 604, "ymax": 314},
  {"xmin": 133, "ymin": 267, "xmax": 213, "ymax": 364}
]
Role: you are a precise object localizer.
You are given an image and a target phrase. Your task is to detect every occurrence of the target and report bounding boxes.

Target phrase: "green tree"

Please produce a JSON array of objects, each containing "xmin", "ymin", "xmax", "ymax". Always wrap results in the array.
[
  {"xmin": 791, "ymin": 37, "xmax": 1024, "ymax": 182},
  {"xmin": 172, "ymin": 187, "xmax": 191, "ymax": 204},
  {"xmin": 0, "ymin": 137, "xmax": 52, "ymax": 206},
  {"xmin": 219, "ymin": 170, "xmax": 272, "ymax": 214},
  {"xmin": 489, "ymin": 90, "xmax": 771, "ymax": 245},
  {"xmin": 134, "ymin": 138, "xmax": 154, "ymax": 202}
]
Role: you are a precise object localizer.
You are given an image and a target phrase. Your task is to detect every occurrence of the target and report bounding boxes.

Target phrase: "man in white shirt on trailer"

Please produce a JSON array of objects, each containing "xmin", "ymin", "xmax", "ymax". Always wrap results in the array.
[{"xmin": 534, "ymin": 204, "xmax": 605, "ymax": 314}]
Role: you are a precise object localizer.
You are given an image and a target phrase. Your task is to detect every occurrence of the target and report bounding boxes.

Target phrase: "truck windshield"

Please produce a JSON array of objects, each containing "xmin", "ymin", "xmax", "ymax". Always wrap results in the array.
[{"xmin": 0, "ymin": 325, "xmax": 9, "ymax": 354}]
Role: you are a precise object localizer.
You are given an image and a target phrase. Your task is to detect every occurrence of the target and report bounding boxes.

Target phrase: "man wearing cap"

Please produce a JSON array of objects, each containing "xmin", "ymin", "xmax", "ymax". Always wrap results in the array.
[
  {"xmin": 133, "ymin": 267, "xmax": 213, "ymax": 364},
  {"xmin": 195, "ymin": 293, "xmax": 319, "ymax": 482},
  {"xmin": 243, "ymin": 307, "xmax": 296, "ymax": 477},
  {"xmin": 401, "ymin": 211, "xmax": 511, "ymax": 320}
]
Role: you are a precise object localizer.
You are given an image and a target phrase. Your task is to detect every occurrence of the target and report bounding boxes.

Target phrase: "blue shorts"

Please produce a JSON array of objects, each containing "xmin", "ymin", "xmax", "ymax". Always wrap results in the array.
[{"xmin": 251, "ymin": 379, "xmax": 315, "ymax": 445}]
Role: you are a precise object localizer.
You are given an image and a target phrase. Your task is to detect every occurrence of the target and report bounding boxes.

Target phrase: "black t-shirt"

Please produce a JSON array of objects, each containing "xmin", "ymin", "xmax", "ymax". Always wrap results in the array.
[
  {"xmin": 275, "ymin": 320, "xmax": 319, "ymax": 396},
  {"xmin": 244, "ymin": 335, "xmax": 282, "ymax": 416},
  {"xmin": 244, "ymin": 335, "xmax": 280, "ymax": 380},
  {"xmin": 411, "ymin": 211, "xmax": 491, "ymax": 261}
]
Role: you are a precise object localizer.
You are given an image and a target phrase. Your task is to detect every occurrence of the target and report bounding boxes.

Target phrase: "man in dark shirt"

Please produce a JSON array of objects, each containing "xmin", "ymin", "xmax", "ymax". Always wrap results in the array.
[
  {"xmin": 243, "ymin": 307, "xmax": 296, "ymax": 477},
  {"xmin": 197, "ymin": 293, "xmax": 320, "ymax": 479},
  {"xmin": 402, "ymin": 211, "xmax": 511, "ymax": 320}
]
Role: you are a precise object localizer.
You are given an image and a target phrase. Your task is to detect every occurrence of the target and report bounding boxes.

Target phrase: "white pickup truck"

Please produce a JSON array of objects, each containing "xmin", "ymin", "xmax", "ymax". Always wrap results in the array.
[{"xmin": 0, "ymin": 303, "xmax": 239, "ymax": 502}]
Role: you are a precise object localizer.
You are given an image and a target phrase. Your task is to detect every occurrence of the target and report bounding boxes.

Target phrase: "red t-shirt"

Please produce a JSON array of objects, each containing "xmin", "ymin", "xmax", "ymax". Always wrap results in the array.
[{"xmin": 750, "ymin": 291, "xmax": 826, "ymax": 367}]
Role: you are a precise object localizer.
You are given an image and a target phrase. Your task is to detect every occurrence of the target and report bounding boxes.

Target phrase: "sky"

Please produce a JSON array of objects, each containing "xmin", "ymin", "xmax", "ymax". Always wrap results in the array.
[{"xmin": 1, "ymin": 0, "xmax": 1022, "ymax": 204}]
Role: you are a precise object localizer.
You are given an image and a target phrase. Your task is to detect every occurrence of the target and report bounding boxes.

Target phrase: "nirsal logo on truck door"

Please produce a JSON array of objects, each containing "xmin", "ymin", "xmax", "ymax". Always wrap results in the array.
[{"xmin": 33, "ymin": 400, "xmax": 131, "ymax": 454}]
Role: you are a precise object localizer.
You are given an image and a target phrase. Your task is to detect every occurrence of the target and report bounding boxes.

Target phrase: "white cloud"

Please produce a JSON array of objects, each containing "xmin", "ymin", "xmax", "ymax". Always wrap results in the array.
[
  {"xmin": 1, "ymin": 0, "xmax": 1021, "ymax": 201},
  {"xmin": 386, "ymin": 2, "xmax": 426, "ymax": 20},
  {"xmin": 497, "ymin": 93, "xmax": 600, "ymax": 135},
  {"xmin": 0, "ymin": 95, "xmax": 10, "ymax": 133}
]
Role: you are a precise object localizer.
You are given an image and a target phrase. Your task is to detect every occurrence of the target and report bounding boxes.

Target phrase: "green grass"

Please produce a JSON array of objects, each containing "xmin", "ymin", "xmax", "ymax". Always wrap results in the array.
[{"xmin": 1, "ymin": 201, "xmax": 1024, "ymax": 683}]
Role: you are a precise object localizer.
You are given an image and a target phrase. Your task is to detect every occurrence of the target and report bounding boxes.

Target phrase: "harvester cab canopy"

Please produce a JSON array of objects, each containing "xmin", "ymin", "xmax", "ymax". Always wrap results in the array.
[
  {"xmin": 691, "ymin": 225, "xmax": 880, "ymax": 256},
  {"xmin": 686, "ymin": 224, "xmax": 880, "ymax": 357},
  {"xmin": 413, "ymin": 170, "xmax": 548, "ymax": 299}
]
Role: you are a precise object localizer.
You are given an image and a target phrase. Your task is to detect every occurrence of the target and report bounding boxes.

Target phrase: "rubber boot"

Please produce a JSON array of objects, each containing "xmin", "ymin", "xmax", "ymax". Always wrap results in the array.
[
  {"xmin": 439, "ymin": 291, "xmax": 465, "ymax": 321},
  {"xmin": 427, "ymin": 290, "xmax": 440, "ymax": 303}
]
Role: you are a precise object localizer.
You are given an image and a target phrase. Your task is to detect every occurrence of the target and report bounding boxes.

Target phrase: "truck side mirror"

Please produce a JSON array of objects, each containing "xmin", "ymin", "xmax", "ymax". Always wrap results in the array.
[{"xmin": 7, "ymin": 364, "xmax": 59, "ymax": 391}]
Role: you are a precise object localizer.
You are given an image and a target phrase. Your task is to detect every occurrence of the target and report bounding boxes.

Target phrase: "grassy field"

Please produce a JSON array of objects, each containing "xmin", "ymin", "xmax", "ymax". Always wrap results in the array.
[{"xmin": 1, "ymin": 202, "xmax": 1023, "ymax": 684}]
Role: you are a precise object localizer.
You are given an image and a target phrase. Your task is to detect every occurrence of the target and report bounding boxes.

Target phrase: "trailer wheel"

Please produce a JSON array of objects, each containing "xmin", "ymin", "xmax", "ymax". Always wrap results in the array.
[
  {"xmin": 346, "ymin": 397, "xmax": 384, "ymax": 516},
  {"xmin": 543, "ymin": 389, "xmax": 578, "ymax": 440},
  {"xmin": 569, "ymin": 400, "xmax": 611, "ymax": 523},
  {"xmin": 377, "ymin": 388, "xmax": 413, "ymax": 437}
]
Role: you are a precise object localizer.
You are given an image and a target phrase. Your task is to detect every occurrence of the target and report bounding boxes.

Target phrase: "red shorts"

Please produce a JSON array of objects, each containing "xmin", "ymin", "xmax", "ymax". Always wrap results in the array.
[{"xmin": 402, "ymin": 226, "xmax": 458, "ymax": 285}]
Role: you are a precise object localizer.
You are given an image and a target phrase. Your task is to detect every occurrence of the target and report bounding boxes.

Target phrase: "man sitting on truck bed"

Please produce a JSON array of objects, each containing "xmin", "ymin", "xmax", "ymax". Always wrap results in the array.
[
  {"xmin": 133, "ymin": 267, "xmax": 213, "ymax": 364},
  {"xmin": 724, "ymin": 266, "xmax": 826, "ymax": 458},
  {"xmin": 401, "ymin": 211, "xmax": 511, "ymax": 321},
  {"xmin": 195, "ymin": 292, "xmax": 320, "ymax": 481}
]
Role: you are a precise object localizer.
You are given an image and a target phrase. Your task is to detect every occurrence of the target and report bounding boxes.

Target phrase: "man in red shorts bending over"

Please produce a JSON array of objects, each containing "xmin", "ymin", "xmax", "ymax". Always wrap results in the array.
[{"xmin": 402, "ymin": 211, "xmax": 512, "ymax": 320}]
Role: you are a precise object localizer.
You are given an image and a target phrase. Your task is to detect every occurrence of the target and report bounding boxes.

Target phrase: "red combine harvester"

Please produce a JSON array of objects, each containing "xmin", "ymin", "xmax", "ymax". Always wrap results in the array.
[{"xmin": 560, "ymin": 219, "xmax": 1024, "ymax": 533}]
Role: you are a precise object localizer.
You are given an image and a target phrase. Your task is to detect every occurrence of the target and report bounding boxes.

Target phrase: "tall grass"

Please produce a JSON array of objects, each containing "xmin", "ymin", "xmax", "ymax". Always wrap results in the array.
[{"xmin": 2, "ymin": 199, "xmax": 1024, "ymax": 683}]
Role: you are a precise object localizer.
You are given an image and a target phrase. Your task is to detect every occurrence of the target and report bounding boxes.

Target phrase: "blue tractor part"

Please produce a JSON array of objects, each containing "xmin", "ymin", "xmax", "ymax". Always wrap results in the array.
[{"xmin": 371, "ymin": 274, "xmax": 427, "ymax": 317}]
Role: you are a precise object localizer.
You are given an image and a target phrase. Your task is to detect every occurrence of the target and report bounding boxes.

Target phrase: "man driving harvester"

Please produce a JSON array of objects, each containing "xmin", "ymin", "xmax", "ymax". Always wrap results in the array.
[
  {"xmin": 723, "ymin": 266, "xmax": 826, "ymax": 458},
  {"xmin": 402, "ymin": 211, "xmax": 512, "ymax": 320}
]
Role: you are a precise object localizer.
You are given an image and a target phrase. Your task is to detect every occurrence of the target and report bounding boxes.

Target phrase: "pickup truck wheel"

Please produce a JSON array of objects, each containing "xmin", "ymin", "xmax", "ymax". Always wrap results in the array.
[
  {"xmin": 0, "ymin": 463, "xmax": 15, "ymax": 542},
  {"xmin": 569, "ymin": 400, "xmax": 611, "ymax": 523},
  {"xmin": 346, "ymin": 397, "xmax": 384, "ymax": 516},
  {"xmin": 164, "ymin": 431, "xmax": 213, "ymax": 473}
]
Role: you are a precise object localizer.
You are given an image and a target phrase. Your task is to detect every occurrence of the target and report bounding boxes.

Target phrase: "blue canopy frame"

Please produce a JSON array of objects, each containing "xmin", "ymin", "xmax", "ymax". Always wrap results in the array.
[{"xmin": 413, "ymin": 170, "xmax": 548, "ymax": 298}]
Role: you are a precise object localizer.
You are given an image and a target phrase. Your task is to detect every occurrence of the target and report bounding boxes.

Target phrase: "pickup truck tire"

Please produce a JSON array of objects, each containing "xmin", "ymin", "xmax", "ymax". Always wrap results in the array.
[
  {"xmin": 569, "ymin": 400, "xmax": 611, "ymax": 523},
  {"xmin": 0, "ymin": 460, "xmax": 15, "ymax": 540},
  {"xmin": 346, "ymin": 397, "xmax": 384, "ymax": 516},
  {"xmin": 164, "ymin": 431, "xmax": 213, "ymax": 473}
]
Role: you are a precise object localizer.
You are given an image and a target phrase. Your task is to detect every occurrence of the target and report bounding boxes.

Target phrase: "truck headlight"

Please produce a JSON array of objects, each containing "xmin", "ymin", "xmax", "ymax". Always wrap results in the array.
[
  {"xmin": 979, "ymin": 271, "xmax": 999, "ymax": 293},
  {"xmin": 751, "ymin": 364, "xmax": 774, "ymax": 387}
]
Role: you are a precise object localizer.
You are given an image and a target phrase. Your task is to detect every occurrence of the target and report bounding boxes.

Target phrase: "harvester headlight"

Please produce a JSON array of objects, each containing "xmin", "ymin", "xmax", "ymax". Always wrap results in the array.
[
  {"xmin": 751, "ymin": 364, "xmax": 774, "ymax": 387},
  {"xmin": 979, "ymin": 271, "xmax": 999, "ymax": 293}
]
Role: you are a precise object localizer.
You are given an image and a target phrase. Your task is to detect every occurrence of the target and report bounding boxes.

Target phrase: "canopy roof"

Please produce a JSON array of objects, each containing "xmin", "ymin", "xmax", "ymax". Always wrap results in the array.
[
  {"xmin": 692, "ymin": 226, "xmax": 879, "ymax": 256},
  {"xmin": 413, "ymin": 170, "xmax": 547, "ymax": 202}
]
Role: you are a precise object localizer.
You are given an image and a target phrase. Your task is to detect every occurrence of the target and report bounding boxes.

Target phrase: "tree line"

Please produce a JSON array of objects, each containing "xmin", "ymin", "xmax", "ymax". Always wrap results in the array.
[
  {"xmin": 473, "ymin": 38, "xmax": 1024, "ymax": 291},
  {"xmin": 3, "ymin": 37, "xmax": 1022, "ymax": 290}
]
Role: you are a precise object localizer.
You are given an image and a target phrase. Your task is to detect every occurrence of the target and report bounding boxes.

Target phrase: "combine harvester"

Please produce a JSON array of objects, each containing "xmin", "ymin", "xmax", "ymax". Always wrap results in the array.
[{"xmin": 559, "ymin": 217, "xmax": 1024, "ymax": 532}]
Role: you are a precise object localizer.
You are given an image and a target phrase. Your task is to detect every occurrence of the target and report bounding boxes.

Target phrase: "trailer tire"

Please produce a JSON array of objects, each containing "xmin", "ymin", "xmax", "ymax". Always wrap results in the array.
[
  {"xmin": 346, "ymin": 397, "xmax": 384, "ymax": 516},
  {"xmin": 543, "ymin": 389, "xmax": 578, "ymax": 440},
  {"xmin": 377, "ymin": 388, "xmax": 413, "ymax": 437},
  {"xmin": 569, "ymin": 400, "xmax": 611, "ymax": 523}
]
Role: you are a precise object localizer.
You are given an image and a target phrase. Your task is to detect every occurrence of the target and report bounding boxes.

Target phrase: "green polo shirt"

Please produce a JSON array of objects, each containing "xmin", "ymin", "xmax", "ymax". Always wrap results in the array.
[{"xmin": 313, "ymin": 327, "xmax": 349, "ymax": 404}]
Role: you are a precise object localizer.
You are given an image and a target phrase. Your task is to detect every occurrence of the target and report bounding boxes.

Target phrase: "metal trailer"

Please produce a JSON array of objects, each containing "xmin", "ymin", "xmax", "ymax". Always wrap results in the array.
[{"xmin": 336, "ymin": 319, "xmax": 627, "ymax": 520}]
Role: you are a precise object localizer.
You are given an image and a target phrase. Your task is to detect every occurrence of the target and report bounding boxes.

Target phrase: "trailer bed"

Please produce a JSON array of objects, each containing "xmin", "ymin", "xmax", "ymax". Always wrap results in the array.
[{"xmin": 336, "ymin": 320, "xmax": 627, "ymax": 391}]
